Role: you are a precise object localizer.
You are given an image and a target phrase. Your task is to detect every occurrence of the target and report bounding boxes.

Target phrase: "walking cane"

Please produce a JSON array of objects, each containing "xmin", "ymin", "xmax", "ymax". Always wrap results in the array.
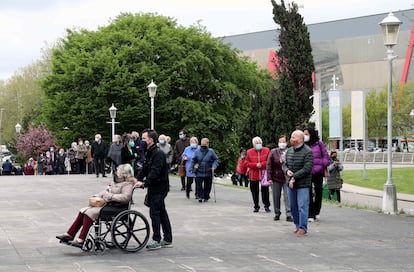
[{"xmin": 212, "ymin": 168, "xmax": 216, "ymax": 203}]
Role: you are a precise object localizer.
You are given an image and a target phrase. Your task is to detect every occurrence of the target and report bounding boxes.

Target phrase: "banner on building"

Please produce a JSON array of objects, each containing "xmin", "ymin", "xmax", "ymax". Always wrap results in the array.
[
  {"xmin": 329, "ymin": 90, "xmax": 341, "ymax": 138},
  {"xmin": 351, "ymin": 91, "xmax": 365, "ymax": 139}
]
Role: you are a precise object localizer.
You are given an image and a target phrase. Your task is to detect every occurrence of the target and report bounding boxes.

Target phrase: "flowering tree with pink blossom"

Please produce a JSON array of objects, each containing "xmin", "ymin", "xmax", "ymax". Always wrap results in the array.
[{"xmin": 15, "ymin": 126, "xmax": 56, "ymax": 159}]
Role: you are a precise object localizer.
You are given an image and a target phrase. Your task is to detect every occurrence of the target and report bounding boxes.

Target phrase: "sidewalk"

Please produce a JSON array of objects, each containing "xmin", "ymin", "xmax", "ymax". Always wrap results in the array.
[{"xmin": 0, "ymin": 174, "xmax": 413, "ymax": 271}]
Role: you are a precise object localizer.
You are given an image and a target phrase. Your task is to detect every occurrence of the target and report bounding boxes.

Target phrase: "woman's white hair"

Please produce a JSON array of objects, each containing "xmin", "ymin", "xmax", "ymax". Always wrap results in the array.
[
  {"xmin": 252, "ymin": 136, "xmax": 262, "ymax": 146},
  {"xmin": 117, "ymin": 164, "xmax": 134, "ymax": 178}
]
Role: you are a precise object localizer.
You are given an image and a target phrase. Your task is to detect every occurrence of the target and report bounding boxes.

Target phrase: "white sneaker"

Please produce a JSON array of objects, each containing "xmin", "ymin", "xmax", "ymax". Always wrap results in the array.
[
  {"xmin": 315, "ymin": 215, "xmax": 320, "ymax": 221},
  {"xmin": 308, "ymin": 218, "xmax": 314, "ymax": 222}
]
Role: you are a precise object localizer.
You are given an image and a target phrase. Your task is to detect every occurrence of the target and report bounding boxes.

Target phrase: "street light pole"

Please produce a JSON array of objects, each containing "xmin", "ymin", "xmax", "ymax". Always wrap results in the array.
[
  {"xmin": 379, "ymin": 12, "xmax": 402, "ymax": 214},
  {"xmin": 108, "ymin": 104, "xmax": 117, "ymax": 140},
  {"xmin": 147, "ymin": 80, "xmax": 158, "ymax": 130},
  {"xmin": 0, "ymin": 108, "xmax": 4, "ymax": 154}
]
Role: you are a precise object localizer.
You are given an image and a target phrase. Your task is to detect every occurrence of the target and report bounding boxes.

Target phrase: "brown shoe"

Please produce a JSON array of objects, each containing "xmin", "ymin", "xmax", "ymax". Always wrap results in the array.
[
  {"xmin": 293, "ymin": 228, "xmax": 299, "ymax": 234},
  {"xmin": 296, "ymin": 229, "xmax": 308, "ymax": 236}
]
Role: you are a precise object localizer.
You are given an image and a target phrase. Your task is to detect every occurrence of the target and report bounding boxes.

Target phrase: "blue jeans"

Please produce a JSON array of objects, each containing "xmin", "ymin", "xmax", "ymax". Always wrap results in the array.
[{"xmin": 288, "ymin": 187, "xmax": 309, "ymax": 231}]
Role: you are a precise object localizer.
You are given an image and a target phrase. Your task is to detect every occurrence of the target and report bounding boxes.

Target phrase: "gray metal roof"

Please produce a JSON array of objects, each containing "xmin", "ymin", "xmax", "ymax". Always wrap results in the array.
[{"xmin": 222, "ymin": 9, "xmax": 414, "ymax": 50}]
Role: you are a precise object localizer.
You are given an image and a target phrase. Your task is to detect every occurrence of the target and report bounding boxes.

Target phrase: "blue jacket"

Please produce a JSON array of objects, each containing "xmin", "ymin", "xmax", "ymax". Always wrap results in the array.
[
  {"xmin": 182, "ymin": 145, "xmax": 199, "ymax": 177},
  {"xmin": 190, "ymin": 147, "xmax": 219, "ymax": 177}
]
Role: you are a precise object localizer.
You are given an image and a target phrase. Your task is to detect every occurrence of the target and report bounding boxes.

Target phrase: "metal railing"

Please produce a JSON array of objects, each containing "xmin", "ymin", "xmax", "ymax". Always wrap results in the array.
[{"xmin": 341, "ymin": 152, "xmax": 414, "ymax": 164}]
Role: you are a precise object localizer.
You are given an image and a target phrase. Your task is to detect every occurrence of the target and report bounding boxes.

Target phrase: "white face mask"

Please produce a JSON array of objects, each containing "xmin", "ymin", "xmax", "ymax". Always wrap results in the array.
[
  {"xmin": 304, "ymin": 135, "xmax": 310, "ymax": 142},
  {"xmin": 278, "ymin": 142, "xmax": 287, "ymax": 149}
]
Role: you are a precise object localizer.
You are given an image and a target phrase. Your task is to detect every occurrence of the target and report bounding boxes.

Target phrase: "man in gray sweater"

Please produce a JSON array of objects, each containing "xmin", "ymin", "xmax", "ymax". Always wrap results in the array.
[{"xmin": 283, "ymin": 130, "xmax": 314, "ymax": 236}]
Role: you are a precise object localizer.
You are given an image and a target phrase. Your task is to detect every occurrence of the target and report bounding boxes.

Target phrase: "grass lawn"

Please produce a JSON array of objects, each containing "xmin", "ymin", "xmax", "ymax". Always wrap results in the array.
[{"xmin": 342, "ymin": 167, "xmax": 414, "ymax": 194}]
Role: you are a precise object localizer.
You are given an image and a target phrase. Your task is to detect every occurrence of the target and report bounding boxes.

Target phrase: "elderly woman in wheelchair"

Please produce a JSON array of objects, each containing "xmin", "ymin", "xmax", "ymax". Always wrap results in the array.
[{"xmin": 56, "ymin": 163, "xmax": 150, "ymax": 253}]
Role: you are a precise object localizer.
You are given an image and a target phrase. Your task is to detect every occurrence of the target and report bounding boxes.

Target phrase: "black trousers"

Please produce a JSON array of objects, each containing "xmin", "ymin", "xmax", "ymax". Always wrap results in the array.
[
  {"xmin": 93, "ymin": 157, "xmax": 105, "ymax": 176},
  {"xmin": 249, "ymin": 180, "xmax": 270, "ymax": 209},
  {"xmin": 149, "ymin": 192, "xmax": 172, "ymax": 243},
  {"xmin": 309, "ymin": 173, "xmax": 323, "ymax": 218},
  {"xmin": 196, "ymin": 176, "xmax": 213, "ymax": 200}
]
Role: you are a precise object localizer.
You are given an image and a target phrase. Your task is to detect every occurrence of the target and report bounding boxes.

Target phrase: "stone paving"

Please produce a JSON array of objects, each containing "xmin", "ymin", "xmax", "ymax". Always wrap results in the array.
[{"xmin": 0, "ymin": 173, "xmax": 413, "ymax": 272}]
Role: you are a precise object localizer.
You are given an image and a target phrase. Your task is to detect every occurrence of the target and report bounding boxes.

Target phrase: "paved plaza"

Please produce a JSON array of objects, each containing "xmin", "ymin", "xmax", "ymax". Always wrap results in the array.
[{"xmin": 0, "ymin": 171, "xmax": 413, "ymax": 272}]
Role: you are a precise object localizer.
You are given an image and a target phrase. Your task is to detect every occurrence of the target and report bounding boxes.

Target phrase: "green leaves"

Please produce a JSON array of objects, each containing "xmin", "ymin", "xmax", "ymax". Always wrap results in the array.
[{"xmin": 40, "ymin": 12, "xmax": 265, "ymax": 173}]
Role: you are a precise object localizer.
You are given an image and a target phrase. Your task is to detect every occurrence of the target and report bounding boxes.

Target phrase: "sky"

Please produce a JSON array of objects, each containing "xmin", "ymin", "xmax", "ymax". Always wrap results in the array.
[{"xmin": 0, "ymin": 0, "xmax": 412, "ymax": 81}]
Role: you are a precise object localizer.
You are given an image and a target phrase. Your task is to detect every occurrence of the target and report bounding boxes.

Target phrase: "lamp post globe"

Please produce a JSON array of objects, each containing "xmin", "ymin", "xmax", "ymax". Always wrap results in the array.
[
  {"xmin": 379, "ymin": 12, "xmax": 401, "ymax": 214},
  {"xmin": 147, "ymin": 80, "xmax": 157, "ymax": 130},
  {"xmin": 109, "ymin": 104, "xmax": 117, "ymax": 140},
  {"xmin": 15, "ymin": 123, "xmax": 22, "ymax": 134}
]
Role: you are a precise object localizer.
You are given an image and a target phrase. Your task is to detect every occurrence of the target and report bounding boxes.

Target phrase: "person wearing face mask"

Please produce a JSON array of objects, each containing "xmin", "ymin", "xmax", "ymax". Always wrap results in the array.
[
  {"xmin": 181, "ymin": 137, "xmax": 200, "ymax": 198},
  {"xmin": 91, "ymin": 134, "xmax": 108, "ymax": 178},
  {"xmin": 157, "ymin": 134, "xmax": 173, "ymax": 170},
  {"xmin": 266, "ymin": 135, "xmax": 292, "ymax": 221},
  {"xmin": 283, "ymin": 130, "xmax": 313, "ymax": 236},
  {"xmin": 190, "ymin": 138, "xmax": 218, "ymax": 203},
  {"xmin": 107, "ymin": 135, "xmax": 123, "ymax": 182},
  {"xmin": 245, "ymin": 136, "xmax": 270, "ymax": 213},
  {"xmin": 84, "ymin": 140, "xmax": 93, "ymax": 174},
  {"xmin": 326, "ymin": 150, "xmax": 343, "ymax": 203},
  {"xmin": 303, "ymin": 127, "xmax": 330, "ymax": 222},
  {"xmin": 75, "ymin": 138, "xmax": 87, "ymax": 174},
  {"xmin": 121, "ymin": 134, "xmax": 138, "ymax": 167},
  {"xmin": 173, "ymin": 129, "xmax": 190, "ymax": 191},
  {"xmin": 236, "ymin": 149, "xmax": 248, "ymax": 187},
  {"xmin": 56, "ymin": 148, "xmax": 66, "ymax": 175}
]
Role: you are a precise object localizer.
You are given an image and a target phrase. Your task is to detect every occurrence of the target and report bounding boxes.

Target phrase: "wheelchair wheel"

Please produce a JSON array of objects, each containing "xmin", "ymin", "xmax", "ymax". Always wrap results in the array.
[
  {"xmin": 111, "ymin": 210, "xmax": 150, "ymax": 252},
  {"xmin": 94, "ymin": 240, "xmax": 106, "ymax": 255}
]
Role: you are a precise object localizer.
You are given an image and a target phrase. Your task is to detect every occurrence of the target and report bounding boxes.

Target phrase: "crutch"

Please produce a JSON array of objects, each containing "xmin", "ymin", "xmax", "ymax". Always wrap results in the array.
[{"xmin": 212, "ymin": 168, "xmax": 216, "ymax": 203}]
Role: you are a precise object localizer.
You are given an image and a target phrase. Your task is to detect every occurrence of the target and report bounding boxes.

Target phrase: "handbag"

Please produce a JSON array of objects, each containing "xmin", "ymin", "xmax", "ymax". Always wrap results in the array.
[
  {"xmin": 89, "ymin": 196, "xmax": 105, "ymax": 207},
  {"xmin": 178, "ymin": 165, "xmax": 186, "ymax": 177},
  {"xmin": 261, "ymin": 170, "xmax": 270, "ymax": 187}
]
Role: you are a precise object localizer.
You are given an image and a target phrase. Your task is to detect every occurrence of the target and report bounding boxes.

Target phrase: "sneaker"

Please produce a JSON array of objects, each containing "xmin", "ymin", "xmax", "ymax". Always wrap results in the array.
[
  {"xmin": 160, "ymin": 240, "xmax": 173, "ymax": 248},
  {"xmin": 146, "ymin": 241, "xmax": 161, "ymax": 250},
  {"xmin": 253, "ymin": 208, "xmax": 259, "ymax": 213},
  {"xmin": 265, "ymin": 207, "xmax": 271, "ymax": 213},
  {"xmin": 198, "ymin": 199, "xmax": 203, "ymax": 203},
  {"xmin": 315, "ymin": 214, "xmax": 320, "ymax": 221},
  {"xmin": 286, "ymin": 216, "xmax": 293, "ymax": 222},
  {"xmin": 274, "ymin": 215, "xmax": 280, "ymax": 221},
  {"xmin": 308, "ymin": 218, "xmax": 314, "ymax": 222}
]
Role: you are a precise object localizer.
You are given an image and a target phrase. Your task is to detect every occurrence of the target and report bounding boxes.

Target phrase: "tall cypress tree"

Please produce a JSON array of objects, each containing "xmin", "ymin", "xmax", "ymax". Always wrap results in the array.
[{"xmin": 270, "ymin": 0, "xmax": 315, "ymax": 139}]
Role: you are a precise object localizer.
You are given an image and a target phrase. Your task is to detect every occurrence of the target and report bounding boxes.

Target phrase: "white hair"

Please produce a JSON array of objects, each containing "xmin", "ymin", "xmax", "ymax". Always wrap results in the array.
[{"xmin": 252, "ymin": 136, "xmax": 262, "ymax": 146}]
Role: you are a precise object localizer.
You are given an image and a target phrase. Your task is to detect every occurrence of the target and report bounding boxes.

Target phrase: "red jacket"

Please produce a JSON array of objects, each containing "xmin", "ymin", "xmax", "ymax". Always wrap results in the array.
[
  {"xmin": 245, "ymin": 147, "xmax": 270, "ymax": 181},
  {"xmin": 236, "ymin": 157, "xmax": 247, "ymax": 174}
]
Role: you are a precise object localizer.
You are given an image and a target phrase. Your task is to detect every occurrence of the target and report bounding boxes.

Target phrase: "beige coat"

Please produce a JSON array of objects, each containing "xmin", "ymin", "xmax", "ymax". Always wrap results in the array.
[{"xmin": 80, "ymin": 180, "xmax": 135, "ymax": 221}]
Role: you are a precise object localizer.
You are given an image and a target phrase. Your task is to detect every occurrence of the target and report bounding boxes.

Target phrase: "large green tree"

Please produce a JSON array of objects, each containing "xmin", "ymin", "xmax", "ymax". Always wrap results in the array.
[
  {"xmin": 41, "ymin": 13, "xmax": 268, "ymax": 173},
  {"xmin": 266, "ymin": 0, "xmax": 315, "ymax": 143}
]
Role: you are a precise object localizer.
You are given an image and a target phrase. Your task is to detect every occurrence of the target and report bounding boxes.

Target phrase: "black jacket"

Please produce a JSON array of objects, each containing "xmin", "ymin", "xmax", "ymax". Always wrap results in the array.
[
  {"xmin": 138, "ymin": 144, "xmax": 169, "ymax": 195},
  {"xmin": 91, "ymin": 140, "xmax": 107, "ymax": 159}
]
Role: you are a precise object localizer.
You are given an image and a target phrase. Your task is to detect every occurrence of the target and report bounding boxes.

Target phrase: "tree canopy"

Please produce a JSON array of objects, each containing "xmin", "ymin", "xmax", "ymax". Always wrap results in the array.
[
  {"xmin": 241, "ymin": 0, "xmax": 315, "ymax": 148},
  {"xmin": 40, "ymin": 12, "xmax": 269, "ymax": 173}
]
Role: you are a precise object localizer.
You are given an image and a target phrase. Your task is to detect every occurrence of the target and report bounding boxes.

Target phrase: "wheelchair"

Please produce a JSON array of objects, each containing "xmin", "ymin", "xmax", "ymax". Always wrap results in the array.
[{"xmin": 77, "ymin": 190, "xmax": 150, "ymax": 254}]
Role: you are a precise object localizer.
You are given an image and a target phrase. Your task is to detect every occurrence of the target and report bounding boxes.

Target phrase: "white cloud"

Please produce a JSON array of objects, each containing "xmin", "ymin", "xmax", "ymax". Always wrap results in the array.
[{"xmin": 0, "ymin": 0, "xmax": 411, "ymax": 81}]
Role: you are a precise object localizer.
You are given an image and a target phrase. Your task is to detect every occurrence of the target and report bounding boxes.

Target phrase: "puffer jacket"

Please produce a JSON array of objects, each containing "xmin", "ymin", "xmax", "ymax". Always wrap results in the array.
[
  {"xmin": 283, "ymin": 144, "xmax": 314, "ymax": 189},
  {"xmin": 245, "ymin": 147, "xmax": 270, "ymax": 181},
  {"xmin": 309, "ymin": 141, "xmax": 330, "ymax": 175}
]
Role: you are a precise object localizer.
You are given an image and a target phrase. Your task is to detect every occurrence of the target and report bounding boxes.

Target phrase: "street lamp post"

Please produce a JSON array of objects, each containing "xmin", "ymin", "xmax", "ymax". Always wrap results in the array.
[
  {"xmin": 108, "ymin": 104, "xmax": 117, "ymax": 140},
  {"xmin": 15, "ymin": 123, "xmax": 22, "ymax": 134},
  {"xmin": 379, "ymin": 12, "xmax": 402, "ymax": 214},
  {"xmin": 147, "ymin": 80, "xmax": 157, "ymax": 130}
]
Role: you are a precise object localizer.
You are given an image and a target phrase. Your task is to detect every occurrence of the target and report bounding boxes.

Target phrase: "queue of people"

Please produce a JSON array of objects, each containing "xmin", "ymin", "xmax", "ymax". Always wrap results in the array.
[{"xmin": 232, "ymin": 128, "xmax": 341, "ymax": 237}]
